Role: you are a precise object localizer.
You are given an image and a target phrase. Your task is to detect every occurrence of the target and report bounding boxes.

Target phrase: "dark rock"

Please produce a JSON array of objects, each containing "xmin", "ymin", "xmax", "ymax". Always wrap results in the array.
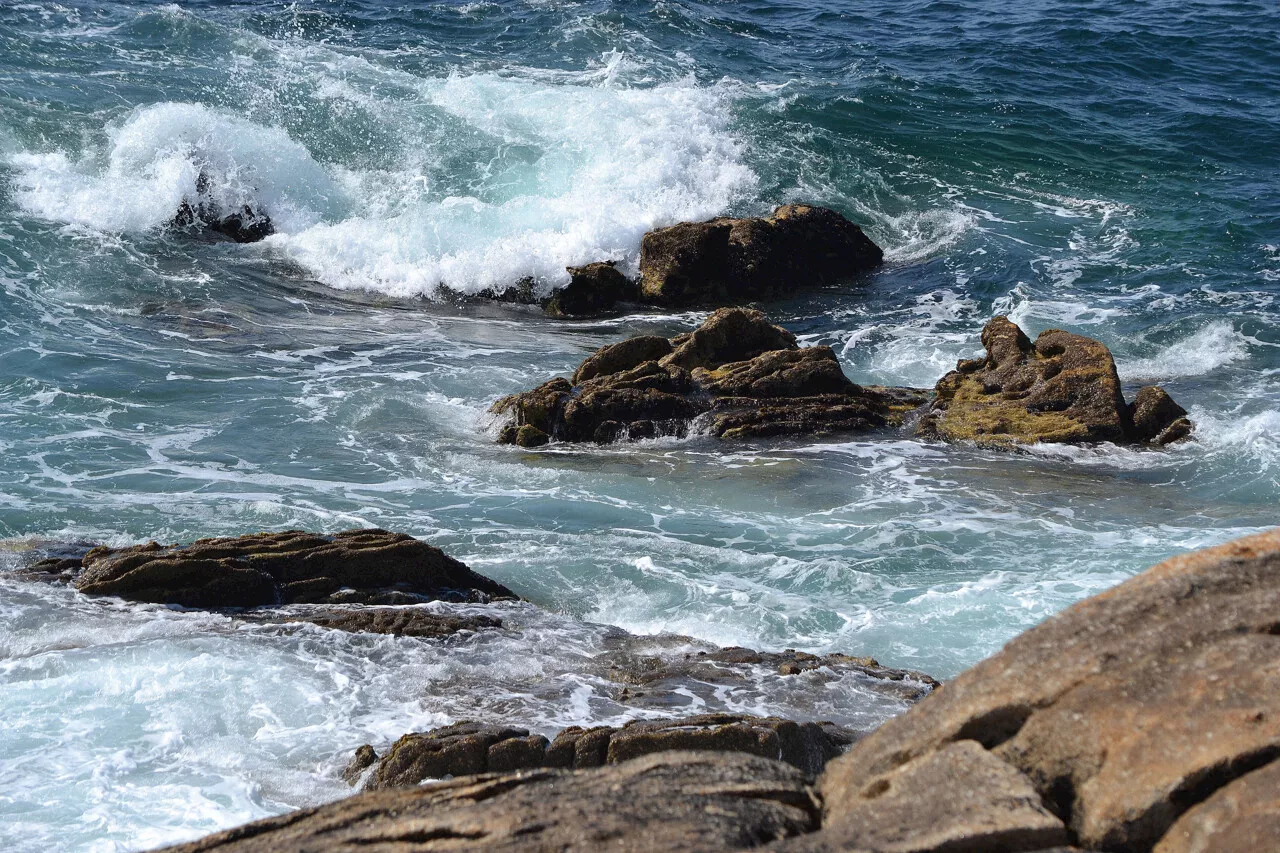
[
  {"xmin": 170, "ymin": 172, "xmax": 274, "ymax": 244},
  {"xmin": 492, "ymin": 308, "xmax": 919, "ymax": 446},
  {"xmin": 358, "ymin": 713, "xmax": 853, "ymax": 791},
  {"xmin": 811, "ymin": 527, "xmax": 1280, "ymax": 852},
  {"xmin": 543, "ymin": 262, "xmax": 640, "ymax": 318},
  {"xmin": 156, "ymin": 751, "xmax": 819, "ymax": 853},
  {"xmin": 259, "ymin": 607, "xmax": 503, "ymax": 638},
  {"xmin": 922, "ymin": 316, "xmax": 1193, "ymax": 446},
  {"xmin": 342, "ymin": 745, "xmax": 378, "ymax": 785},
  {"xmin": 47, "ymin": 529, "xmax": 514, "ymax": 609},
  {"xmin": 639, "ymin": 204, "xmax": 883, "ymax": 307},
  {"xmin": 1129, "ymin": 385, "xmax": 1194, "ymax": 445}
]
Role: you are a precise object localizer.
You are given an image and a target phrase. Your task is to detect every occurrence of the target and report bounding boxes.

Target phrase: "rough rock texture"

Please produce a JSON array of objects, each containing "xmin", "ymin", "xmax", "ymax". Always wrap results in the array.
[
  {"xmin": 493, "ymin": 308, "xmax": 925, "ymax": 447},
  {"xmin": 542, "ymin": 262, "xmax": 640, "ymax": 318},
  {"xmin": 160, "ymin": 751, "xmax": 819, "ymax": 853},
  {"xmin": 24, "ymin": 529, "xmax": 516, "ymax": 609},
  {"xmin": 356, "ymin": 714, "xmax": 858, "ymax": 790},
  {"xmin": 1153, "ymin": 759, "xmax": 1280, "ymax": 853},
  {"xmin": 781, "ymin": 740, "xmax": 1069, "ymax": 852},
  {"xmin": 810, "ymin": 527, "xmax": 1280, "ymax": 853},
  {"xmin": 922, "ymin": 316, "xmax": 1193, "ymax": 446},
  {"xmin": 639, "ymin": 204, "xmax": 883, "ymax": 307}
]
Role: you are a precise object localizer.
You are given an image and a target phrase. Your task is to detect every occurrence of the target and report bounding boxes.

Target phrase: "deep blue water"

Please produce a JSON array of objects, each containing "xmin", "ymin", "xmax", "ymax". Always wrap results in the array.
[{"xmin": 1, "ymin": 2, "xmax": 1277, "ymax": 850}]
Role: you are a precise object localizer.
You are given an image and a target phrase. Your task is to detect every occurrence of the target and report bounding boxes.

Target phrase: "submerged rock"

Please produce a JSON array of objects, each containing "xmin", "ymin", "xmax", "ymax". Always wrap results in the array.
[
  {"xmin": 639, "ymin": 204, "xmax": 883, "ymax": 307},
  {"xmin": 920, "ymin": 315, "xmax": 1193, "ymax": 446},
  {"xmin": 21, "ymin": 528, "xmax": 517, "ymax": 609},
  {"xmin": 170, "ymin": 172, "xmax": 274, "ymax": 243},
  {"xmin": 492, "ymin": 308, "xmax": 927, "ymax": 446},
  {"xmin": 250, "ymin": 607, "xmax": 504, "ymax": 638},
  {"xmin": 354, "ymin": 713, "xmax": 859, "ymax": 790},
  {"xmin": 161, "ymin": 751, "xmax": 819, "ymax": 853}
]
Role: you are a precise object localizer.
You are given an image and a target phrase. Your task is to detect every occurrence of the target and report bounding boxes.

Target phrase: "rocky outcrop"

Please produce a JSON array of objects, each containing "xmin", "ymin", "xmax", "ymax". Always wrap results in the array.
[
  {"xmin": 805, "ymin": 527, "xmax": 1280, "ymax": 852},
  {"xmin": 639, "ymin": 204, "xmax": 883, "ymax": 307},
  {"xmin": 542, "ymin": 262, "xmax": 640, "ymax": 318},
  {"xmin": 351, "ymin": 714, "xmax": 858, "ymax": 790},
  {"xmin": 492, "ymin": 308, "xmax": 927, "ymax": 447},
  {"xmin": 253, "ymin": 608, "xmax": 503, "ymax": 638},
  {"xmin": 160, "ymin": 751, "xmax": 819, "ymax": 853},
  {"xmin": 21, "ymin": 529, "xmax": 516, "ymax": 608},
  {"xmin": 920, "ymin": 316, "xmax": 1193, "ymax": 446}
]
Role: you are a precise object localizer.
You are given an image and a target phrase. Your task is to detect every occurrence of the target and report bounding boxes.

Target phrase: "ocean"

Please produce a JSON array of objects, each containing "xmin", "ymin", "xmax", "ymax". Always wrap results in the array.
[{"xmin": 0, "ymin": 1, "xmax": 1277, "ymax": 850}]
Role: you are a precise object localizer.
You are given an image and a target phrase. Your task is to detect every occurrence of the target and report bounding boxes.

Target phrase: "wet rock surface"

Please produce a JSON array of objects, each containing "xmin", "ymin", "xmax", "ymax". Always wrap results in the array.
[
  {"xmin": 18, "ymin": 528, "xmax": 517, "ymax": 609},
  {"xmin": 170, "ymin": 173, "xmax": 274, "ymax": 243},
  {"xmin": 160, "ymin": 751, "xmax": 820, "ymax": 853},
  {"xmin": 921, "ymin": 315, "xmax": 1193, "ymax": 446},
  {"xmin": 542, "ymin": 261, "xmax": 640, "ymax": 317},
  {"xmin": 492, "ymin": 308, "xmax": 926, "ymax": 446},
  {"xmin": 353, "ymin": 713, "xmax": 858, "ymax": 790},
  {"xmin": 250, "ymin": 607, "xmax": 504, "ymax": 638},
  {"xmin": 639, "ymin": 204, "xmax": 883, "ymax": 307}
]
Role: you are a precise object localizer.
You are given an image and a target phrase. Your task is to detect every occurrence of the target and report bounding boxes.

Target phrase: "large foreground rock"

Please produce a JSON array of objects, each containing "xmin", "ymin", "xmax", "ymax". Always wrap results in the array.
[
  {"xmin": 806, "ymin": 527, "xmax": 1280, "ymax": 852},
  {"xmin": 921, "ymin": 316, "xmax": 1192, "ymax": 446},
  {"xmin": 352, "ymin": 714, "xmax": 858, "ymax": 790},
  {"xmin": 159, "ymin": 751, "xmax": 819, "ymax": 853},
  {"xmin": 21, "ymin": 528, "xmax": 517, "ymax": 608},
  {"xmin": 491, "ymin": 308, "xmax": 926, "ymax": 446},
  {"xmin": 640, "ymin": 204, "xmax": 883, "ymax": 307}
]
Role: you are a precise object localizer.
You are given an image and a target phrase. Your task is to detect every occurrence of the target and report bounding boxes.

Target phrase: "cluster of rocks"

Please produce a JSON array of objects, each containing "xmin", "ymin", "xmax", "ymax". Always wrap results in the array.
[
  {"xmin": 169, "ymin": 172, "xmax": 274, "ymax": 243},
  {"xmin": 492, "ymin": 308, "xmax": 1191, "ymax": 449},
  {"xmin": 153, "ymin": 527, "xmax": 1280, "ymax": 853},
  {"xmin": 347, "ymin": 714, "xmax": 858, "ymax": 790}
]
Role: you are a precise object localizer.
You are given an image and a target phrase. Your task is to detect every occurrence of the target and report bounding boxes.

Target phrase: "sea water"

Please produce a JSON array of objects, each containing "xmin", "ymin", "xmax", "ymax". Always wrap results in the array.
[{"xmin": 0, "ymin": 1, "xmax": 1277, "ymax": 850}]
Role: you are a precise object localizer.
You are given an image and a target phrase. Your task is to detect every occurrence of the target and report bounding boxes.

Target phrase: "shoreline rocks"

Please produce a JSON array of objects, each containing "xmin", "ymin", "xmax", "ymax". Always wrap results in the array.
[
  {"xmin": 493, "ymin": 311, "xmax": 1192, "ymax": 449},
  {"xmin": 491, "ymin": 307, "xmax": 927, "ymax": 447},
  {"xmin": 148, "ymin": 528, "xmax": 1280, "ymax": 853},
  {"xmin": 18, "ymin": 528, "xmax": 517, "ymax": 609}
]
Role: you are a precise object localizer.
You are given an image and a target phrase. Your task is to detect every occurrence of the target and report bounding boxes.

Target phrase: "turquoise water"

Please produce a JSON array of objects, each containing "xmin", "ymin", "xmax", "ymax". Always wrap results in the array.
[{"xmin": 1, "ymin": 1, "xmax": 1277, "ymax": 850}]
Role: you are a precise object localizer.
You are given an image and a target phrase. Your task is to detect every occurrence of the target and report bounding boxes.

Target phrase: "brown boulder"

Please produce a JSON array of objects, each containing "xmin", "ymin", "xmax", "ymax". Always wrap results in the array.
[
  {"xmin": 365, "ymin": 722, "xmax": 550, "ymax": 790},
  {"xmin": 1153, "ymin": 759, "xmax": 1280, "ymax": 853},
  {"xmin": 542, "ymin": 262, "xmax": 640, "ymax": 318},
  {"xmin": 492, "ymin": 309, "xmax": 914, "ymax": 446},
  {"xmin": 640, "ymin": 205, "xmax": 883, "ymax": 307},
  {"xmin": 923, "ymin": 316, "xmax": 1193, "ymax": 446},
  {"xmin": 159, "ymin": 751, "xmax": 819, "ymax": 853},
  {"xmin": 57, "ymin": 529, "xmax": 515, "ymax": 608},
  {"xmin": 811, "ymin": 528, "xmax": 1280, "ymax": 852}
]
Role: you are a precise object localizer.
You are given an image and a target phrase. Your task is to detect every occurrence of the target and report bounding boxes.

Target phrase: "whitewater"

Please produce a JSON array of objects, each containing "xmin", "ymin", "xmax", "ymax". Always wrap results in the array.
[{"xmin": 1, "ymin": 1, "xmax": 1277, "ymax": 851}]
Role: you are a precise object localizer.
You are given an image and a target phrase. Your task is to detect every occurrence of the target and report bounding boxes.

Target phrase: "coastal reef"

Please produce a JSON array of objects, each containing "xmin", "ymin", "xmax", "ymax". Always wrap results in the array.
[
  {"xmin": 493, "ymin": 310, "xmax": 1191, "ymax": 449},
  {"xmin": 151, "ymin": 528, "xmax": 1280, "ymax": 853}
]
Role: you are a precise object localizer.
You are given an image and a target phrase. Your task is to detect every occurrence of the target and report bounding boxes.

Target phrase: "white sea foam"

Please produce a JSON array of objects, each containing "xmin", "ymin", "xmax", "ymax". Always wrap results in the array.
[{"xmin": 1116, "ymin": 321, "xmax": 1251, "ymax": 381}]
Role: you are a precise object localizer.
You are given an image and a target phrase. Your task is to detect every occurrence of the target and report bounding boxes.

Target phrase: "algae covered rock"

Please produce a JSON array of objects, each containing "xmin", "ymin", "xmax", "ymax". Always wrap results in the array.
[
  {"xmin": 492, "ymin": 308, "xmax": 919, "ymax": 447},
  {"xmin": 639, "ymin": 204, "xmax": 883, "ymax": 307},
  {"xmin": 921, "ymin": 315, "xmax": 1193, "ymax": 446}
]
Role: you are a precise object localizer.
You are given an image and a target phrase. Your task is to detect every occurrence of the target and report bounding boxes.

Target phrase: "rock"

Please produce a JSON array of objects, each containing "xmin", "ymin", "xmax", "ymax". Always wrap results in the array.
[
  {"xmin": 170, "ymin": 172, "xmax": 274, "ymax": 244},
  {"xmin": 259, "ymin": 607, "xmax": 503, "ymax": 638},
  {"xmin": 639, "ymin": 204, "xmax": 883, "ymax": 307},
  {"xmin": 366, "ymin": 722, "xmax": 550, "ymax": 790},
  {"xmin": 543, "ymin": 262, "xmax": 640, "ymax": 318},
  {"xmin": 156, "ymin": 751, "xmax": 819, "ymax": 853},
  {"xmin": 492, "ymin": 308, "xmax": 920, "ymax": 446},
  {"xmin": 1128, "ymin": 385, "xmax": 1194, "ymax": 445},
  {"xmin": 781, "ymin": 740, "xmax": 1069, "ymax": 852},
  {"xmin": 359, "ymin": 714, "xmax": 857, "ymax": 790},
  {"xmin": 922, "ymin": 316, "xmax": 1193, "ymax": 446},
  {"xmin": 342, "ymin": 745, "xmax": 378, "ymax": 785},
  {"xmin": 26, "ymin": 529, "xmax": 517, "ymax": 609},
  {"xmin": 811, "ymin": 527, "xmax": 1280, "ymax": 852},
  {"xmin": 1153, "ymin": 759, "xmax": 1280, "ymax": 853}
]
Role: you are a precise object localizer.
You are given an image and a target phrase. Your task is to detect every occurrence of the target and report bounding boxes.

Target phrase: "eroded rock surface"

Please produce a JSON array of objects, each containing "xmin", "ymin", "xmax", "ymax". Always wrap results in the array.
[
  {"xmin": 492, "ymin": 308, "xmax": 926, "ymax": 446},
  {"xmin": 921, "ymin": 316, "xmax": 1192, "ymax": 446},
  {"xmin": 21, "ymin": 528, "xmax": 517, "ymax": 609},
  {"xmin": 354, "ymin": 714, "xmax": 858, "ymax": 790},
  {"xmin": 808, "ymin": 527, "xmax": 1280, "ymax": 852},
  {"xmin": 639, "ymin": 204, "xmax": 883, "ymax": 307}
]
